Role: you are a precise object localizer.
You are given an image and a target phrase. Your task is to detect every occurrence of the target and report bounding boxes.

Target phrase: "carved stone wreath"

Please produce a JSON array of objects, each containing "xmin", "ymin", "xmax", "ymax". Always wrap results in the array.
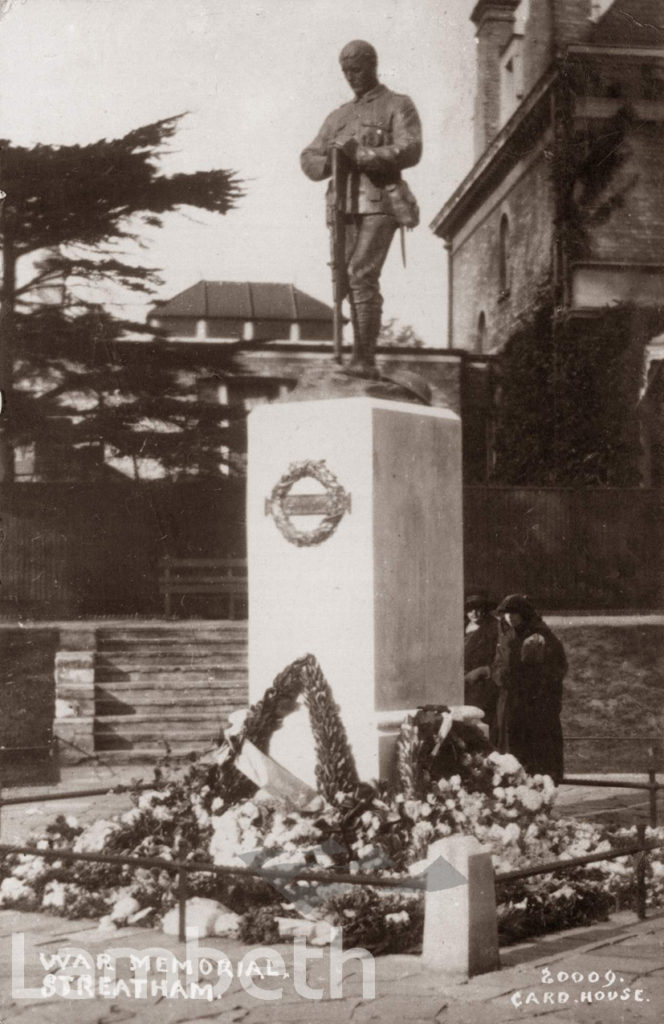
[{"xmin": 265, "ymin": 459, "xmax": 351, "ymax": 547}]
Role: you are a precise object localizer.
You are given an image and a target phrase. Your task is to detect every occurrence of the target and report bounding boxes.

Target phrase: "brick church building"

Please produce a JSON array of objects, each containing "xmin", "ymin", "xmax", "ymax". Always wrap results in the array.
[{"xmin": 431, "ymin": 0, "xmax": 664, "ymax": 484}]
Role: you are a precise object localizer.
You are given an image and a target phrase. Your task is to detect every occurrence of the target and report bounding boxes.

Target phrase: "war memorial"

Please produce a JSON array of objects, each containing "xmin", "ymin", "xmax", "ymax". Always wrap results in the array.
[{"xmin": 2, "ymin": 14, "xmax": 664, "ymax": 1023}]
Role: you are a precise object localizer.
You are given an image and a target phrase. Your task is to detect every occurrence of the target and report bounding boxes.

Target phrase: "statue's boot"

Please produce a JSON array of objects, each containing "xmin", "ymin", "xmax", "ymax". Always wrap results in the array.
[{"xmin": 340, "ymin": 302, "xmax": 381, "ymax": 380}]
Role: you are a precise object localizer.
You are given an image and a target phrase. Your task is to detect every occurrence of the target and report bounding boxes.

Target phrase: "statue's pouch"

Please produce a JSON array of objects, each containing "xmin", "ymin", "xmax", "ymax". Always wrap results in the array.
[{"xmin": 384, "ymin": 180, "xmax": 420, "ymax": 228}]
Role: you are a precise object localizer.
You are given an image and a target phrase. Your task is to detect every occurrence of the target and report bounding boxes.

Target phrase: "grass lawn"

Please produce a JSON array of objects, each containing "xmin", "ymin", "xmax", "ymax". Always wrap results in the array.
[{"xmin": 557, "ymin": 623, "xmax": 664, "ymax": 774}]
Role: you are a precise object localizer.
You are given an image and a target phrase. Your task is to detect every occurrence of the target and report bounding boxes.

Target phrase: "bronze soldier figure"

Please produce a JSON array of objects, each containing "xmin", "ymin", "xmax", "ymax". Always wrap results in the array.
[{"xmin": 301, "ymin": 40, "xmax": 422, "ymax": 378}]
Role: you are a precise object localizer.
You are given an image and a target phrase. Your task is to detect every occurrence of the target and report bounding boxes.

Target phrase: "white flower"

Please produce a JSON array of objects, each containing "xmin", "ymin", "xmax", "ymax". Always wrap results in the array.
[
  {"xmin": 412, "ymin": 821, "xmax": 434, "ymax": 843},
  {"xmin": 13, "ymin": 856, "xmax": 46, "ymax": 882},
  {"xmin": 238, "ymin": 801, "xmax": 259, "ymax": 822},
  {"xmin": 42, "ymin": 881, "xmax": 67, "ymax": 909},
  {"xmin": 74, "ymin": 819, "xmax": 120, "ymax": 853},
  {"xmin": 551, "ymin": 885, "xmax": 575, "ymax": 901},
  {"xmin": 137, "ymin": 790, "xmax": 163, "ymax": 810},
  {"xmin": 515, "ymin": 786, "xmax": 543, "ymax": 813},
  {"xmin": 120, "ymin": 808, "xmax": 142, "ymax": 826},
  {"xmin": 0, "ymin": 877, "xmax": 32, "ymax": 905},
  {"xmin": 65, "ymin": 816, "xmax": 79, "ymax": 828},
  {"xmin": 502, "ymin": 823, "xmax": 521, "ymax": 845},
  {"xmin": 404, "ymin": 800, "xmax": 421, "ymax": 820},
  {"xmin": 489, "ymin": 752, "xmax": 521, "ymax": 776},
  {"xmin": 385, "ymin": 911, "xmax": 410, "ymax": 925},
  {"xmin": 151, "ymin": 805, "xmax": 174, "ymax": 823},
  {"xmin": 110, "ymin": 894, "xmax": 141, "ymax": 923}
]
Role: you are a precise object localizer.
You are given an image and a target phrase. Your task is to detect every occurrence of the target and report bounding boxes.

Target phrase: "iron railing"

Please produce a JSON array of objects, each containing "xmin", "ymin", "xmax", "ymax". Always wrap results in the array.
[{"xmin": 1, "ymin": 775, "xmax": 663, "ymax": 942}]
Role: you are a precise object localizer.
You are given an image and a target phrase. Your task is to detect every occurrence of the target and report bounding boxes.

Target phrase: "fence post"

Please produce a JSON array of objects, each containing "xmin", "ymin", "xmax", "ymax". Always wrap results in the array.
[
  {"xmin": 421, "ymin": 836, "xmax": 499, "ymax": 978},
  {"xmin": 177, "ymin": 841, "xmax": 188, "ymax": 942},
  {"xmin": 635, "ymin": 824, "xmax": 647, "ymax": 922},
  {"xmin": 648, "ymin": 748, "xmax": 658, "ymax": 828}
]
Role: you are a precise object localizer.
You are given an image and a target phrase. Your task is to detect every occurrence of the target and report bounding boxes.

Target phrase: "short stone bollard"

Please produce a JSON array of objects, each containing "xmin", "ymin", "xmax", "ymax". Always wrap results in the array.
[{"xmin": 421, "ymin": 835, "xmax": 499, "ymax": 980}]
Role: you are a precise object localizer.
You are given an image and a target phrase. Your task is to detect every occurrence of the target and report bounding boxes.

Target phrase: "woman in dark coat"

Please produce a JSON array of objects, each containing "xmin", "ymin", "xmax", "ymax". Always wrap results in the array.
[
  {"xmin": 491, "ymin": 594, "xmax": 567, "ymax": 784},
  {"xmin": 463, "ymin": 593, "xmax": 500, "ymax": 733}
]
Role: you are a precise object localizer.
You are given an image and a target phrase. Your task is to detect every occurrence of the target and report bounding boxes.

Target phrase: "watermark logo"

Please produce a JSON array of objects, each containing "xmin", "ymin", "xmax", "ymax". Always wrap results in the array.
[
  {"xmin": 238, "ymin": 841, "xmax": 467, "ymax": 913},
  {"xmin": 11, "ymin": 929, "xmax": 376, "ymax": 1002}
]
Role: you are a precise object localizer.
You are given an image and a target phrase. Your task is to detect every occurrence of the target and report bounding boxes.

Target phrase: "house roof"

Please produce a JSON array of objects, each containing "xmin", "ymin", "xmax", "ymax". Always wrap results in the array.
[
  {"xmin": 150, "ymin": 281, "xmax": 334, "ymax": 322},
  {"xmin": 592, "ymin": 0, "xmax": 664, "ymax": 47}
]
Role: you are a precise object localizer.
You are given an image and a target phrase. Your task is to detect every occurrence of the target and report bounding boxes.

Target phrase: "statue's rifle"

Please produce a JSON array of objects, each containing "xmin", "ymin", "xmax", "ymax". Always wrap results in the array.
[{"xmin": 329, "ymin": 146, "xmax": 348, "ymax": 365}]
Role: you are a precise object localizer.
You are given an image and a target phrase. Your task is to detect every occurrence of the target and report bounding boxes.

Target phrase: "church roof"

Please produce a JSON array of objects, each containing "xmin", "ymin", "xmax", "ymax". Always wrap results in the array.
[
  {"xmin": 151, "ymin": 281, "xmax": 334, "ymax": 322},
  {"xmin": 592, "ymin": 0, "xmax": 664, "ymax": 46}
]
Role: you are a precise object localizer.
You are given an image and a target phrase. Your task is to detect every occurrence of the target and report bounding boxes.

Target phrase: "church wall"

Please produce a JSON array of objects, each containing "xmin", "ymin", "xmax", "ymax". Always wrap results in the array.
[
  {"xmin": 449, "ymin": 143, "xmax": 555, "ymax": 352},
  {"xmin": 581, "ymin": 119, "xmax": 664, "ymax": 266}
]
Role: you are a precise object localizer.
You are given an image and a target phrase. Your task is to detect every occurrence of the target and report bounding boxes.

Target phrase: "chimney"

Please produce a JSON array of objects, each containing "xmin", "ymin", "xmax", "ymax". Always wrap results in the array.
[
  {"xmin": 471, "ymin": 0, "xmax": 520, "ymax": 158},
  {"xmin": 552, "ymin": 0, "xmax": 594, "ymax": 47},
  {"xmin": 523, "ymin": 0, "xmax": 594, "ymax": 93}
]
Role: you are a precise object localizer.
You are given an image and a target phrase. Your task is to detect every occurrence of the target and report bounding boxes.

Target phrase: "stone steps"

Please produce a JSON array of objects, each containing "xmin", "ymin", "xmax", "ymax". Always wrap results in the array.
[
  {"xmin": 93, "ymin": 740, "xmax": 216, "ymax": 757},
  {"xmin": 86, "ymin": 623, "xmax": 249, "ymax": 760},
  {"xmin": 95, "ymin": 720, "xmax": 225, "ymax": 743},
  {"xmin": 95, "ymin": 689, "xmax": 245, "ymax": 707}
]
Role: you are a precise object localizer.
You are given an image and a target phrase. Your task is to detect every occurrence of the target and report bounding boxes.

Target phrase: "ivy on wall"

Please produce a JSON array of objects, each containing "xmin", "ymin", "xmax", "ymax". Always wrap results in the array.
[
  {"xmin": 492, "ymin": 302, "xmax": 664, "ymax": 486},
  {"xmin": 490, "ymin": 80, "xmax": 660, "ymax": 487}
]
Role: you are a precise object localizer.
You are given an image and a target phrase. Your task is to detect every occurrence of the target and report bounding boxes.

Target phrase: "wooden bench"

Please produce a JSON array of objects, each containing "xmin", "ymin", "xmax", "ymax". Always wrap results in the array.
[{"xmin": 159, "ymin": 557, "xmax": 248, "ymax": 619}]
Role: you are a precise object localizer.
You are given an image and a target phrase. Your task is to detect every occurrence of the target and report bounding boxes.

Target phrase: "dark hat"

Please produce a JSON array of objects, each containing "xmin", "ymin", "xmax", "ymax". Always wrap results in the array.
[
  {"xmin": 465, "ymin": 591, "xmax": 496, "ymax": 612},
  {"xmin": 495, "ymin": 594, "xmax": 538, "ymax": 619}
]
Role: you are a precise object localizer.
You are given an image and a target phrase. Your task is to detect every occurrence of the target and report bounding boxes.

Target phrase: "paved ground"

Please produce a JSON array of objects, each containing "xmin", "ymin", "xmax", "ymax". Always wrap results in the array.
[{"xmin": 1, "ymin": 904, "xmax": 664, "ymax": 1022}]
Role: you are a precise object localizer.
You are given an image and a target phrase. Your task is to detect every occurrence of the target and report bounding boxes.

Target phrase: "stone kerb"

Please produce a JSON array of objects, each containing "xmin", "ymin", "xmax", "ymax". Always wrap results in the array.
[{"xmin": 53, "ymin": 627, "xmax": 97, "ymax": 764}]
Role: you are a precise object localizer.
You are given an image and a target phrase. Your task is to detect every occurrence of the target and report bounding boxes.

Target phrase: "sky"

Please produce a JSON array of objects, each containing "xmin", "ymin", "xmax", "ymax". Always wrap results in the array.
[{"xmin": 0, "ymin": 0, "xmax": 478, "ymax": 345}]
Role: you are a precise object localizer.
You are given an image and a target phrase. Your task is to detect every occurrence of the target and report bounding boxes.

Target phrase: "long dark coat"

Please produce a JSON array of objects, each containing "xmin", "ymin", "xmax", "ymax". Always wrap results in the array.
[
  {"xmin": 464, "ymin": 615, "xmax": 500, "ymax": 727},
  {"xmin": 491, "ymin": 616, "xmax": 567, "ymax": 783}
]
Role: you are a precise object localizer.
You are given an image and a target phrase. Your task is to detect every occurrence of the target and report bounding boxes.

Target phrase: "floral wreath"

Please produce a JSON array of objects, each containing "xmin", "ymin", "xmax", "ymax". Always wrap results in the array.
[
  {"xmin": 212, "ymin": 654, "xmax": 360, "ymax": 807},
  {"xmin": 265, "ymin": 459, "xmax": 351, "ymax": 547}
]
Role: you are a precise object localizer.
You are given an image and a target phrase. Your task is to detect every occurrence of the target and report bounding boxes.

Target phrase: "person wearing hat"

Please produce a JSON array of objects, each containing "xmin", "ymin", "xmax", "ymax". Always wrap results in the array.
[
  {"xmin": 492, "ymin": 594, "xmax": 567, "ymax": 783},
  {"xmin": 463, "ymin": 592, "xmax": 500, "ymax": 732},
  {"xmin": 301, "ymin": 40, "xmax": 422, "ymax": 377}
]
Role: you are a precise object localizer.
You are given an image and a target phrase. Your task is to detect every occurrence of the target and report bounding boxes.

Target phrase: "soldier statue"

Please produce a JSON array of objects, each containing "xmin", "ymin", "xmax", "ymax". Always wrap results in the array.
[{"xmin": 301, "ymin": 40, "xmax": 423, "ymax": 379}]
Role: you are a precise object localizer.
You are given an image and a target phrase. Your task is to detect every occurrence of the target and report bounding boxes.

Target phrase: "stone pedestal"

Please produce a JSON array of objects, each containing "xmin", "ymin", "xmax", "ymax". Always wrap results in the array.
[{"xmin": 247, "ymin": 396, "xmax": 463, "ymax": 783}]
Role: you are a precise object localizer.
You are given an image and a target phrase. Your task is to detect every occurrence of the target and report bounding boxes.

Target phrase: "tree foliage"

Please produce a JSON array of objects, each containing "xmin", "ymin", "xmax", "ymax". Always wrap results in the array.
[
  {"xmin": 1, "ymin": 115, "xmax": 242, "ymax": 262},
  {"xmin": 378, "ymin": 318, "xmax": 424, "ymax": 348},
  {"xmin": 0, "ymin": 116, "xmax": 244, "ymax": 480},
  {"xmin": 11, "ymin": 307, "xmax": 248, "ymax": 480}
]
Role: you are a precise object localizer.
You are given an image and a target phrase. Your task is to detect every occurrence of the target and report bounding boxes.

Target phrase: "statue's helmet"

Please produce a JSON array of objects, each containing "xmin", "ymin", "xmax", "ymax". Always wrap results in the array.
[{"xmin": 339, "ymin": 40, "xmax": 377, "ymax": 67}]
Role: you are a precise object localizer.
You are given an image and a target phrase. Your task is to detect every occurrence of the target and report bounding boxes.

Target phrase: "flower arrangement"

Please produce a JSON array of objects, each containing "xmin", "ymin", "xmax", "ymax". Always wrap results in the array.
[{"xmin": 1, "ymin": 657, "xmax": 663, "ymax": 953}]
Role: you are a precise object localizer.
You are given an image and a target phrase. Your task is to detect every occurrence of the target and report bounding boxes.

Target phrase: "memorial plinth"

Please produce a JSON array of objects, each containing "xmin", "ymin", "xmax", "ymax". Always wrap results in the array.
[{"xmin": 247, "ymin": 396, "xmax": 463, "ymax": 783}]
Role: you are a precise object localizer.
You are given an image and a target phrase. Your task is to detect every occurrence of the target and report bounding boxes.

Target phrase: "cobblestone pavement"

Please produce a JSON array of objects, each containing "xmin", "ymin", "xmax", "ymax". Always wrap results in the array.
[{"xmin": 1, "ymin": 907, "xmax": 663, "ymax": 1023}]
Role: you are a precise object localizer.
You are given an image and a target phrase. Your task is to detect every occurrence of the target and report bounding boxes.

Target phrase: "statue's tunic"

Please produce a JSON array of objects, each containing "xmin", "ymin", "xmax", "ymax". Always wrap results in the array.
[{"xmin": 300, "ymin": 83, "xmax": 422, "ymax": 220}]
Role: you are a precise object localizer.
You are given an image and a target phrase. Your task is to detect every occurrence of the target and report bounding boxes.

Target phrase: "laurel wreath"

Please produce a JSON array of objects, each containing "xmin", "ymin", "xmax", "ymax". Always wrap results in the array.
[
  {"xmin": 266, "ymin": 459, "xmax": 351, "ymax": 547},
  {"xmin": 395, "ymin": 705, "xmax": 493, "ymax": 800},
  {"xmin": 215, "ymin": 654, "xmax": 360, "ymax": 805}
]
